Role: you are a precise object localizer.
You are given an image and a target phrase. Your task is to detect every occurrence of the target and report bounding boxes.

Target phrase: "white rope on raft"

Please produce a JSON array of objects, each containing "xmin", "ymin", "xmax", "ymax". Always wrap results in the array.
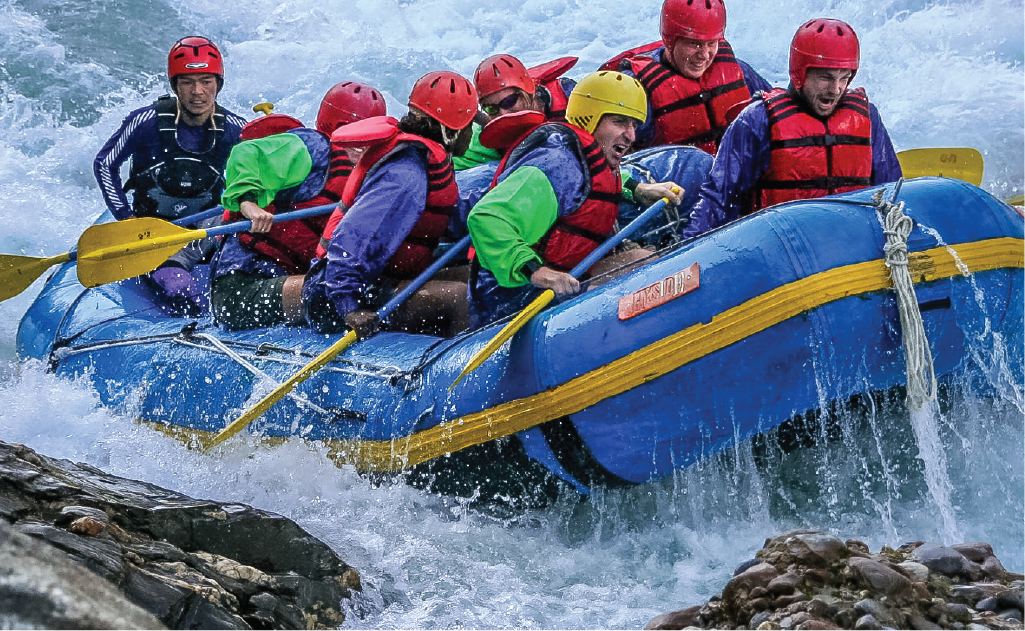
[{"xmin": 873, "ymin": 187, "xmax": 938, "ymax": 410}]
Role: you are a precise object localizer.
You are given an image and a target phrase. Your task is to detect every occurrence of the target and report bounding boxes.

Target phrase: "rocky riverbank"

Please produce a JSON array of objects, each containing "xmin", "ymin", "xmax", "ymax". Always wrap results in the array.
[
  {"xmin": 0, "ymin": 440, "xmax": 361, "ymax": 629},
  {"xmin": 646, "ymin": 530, "xmax": 1024, "ymax": 630}
]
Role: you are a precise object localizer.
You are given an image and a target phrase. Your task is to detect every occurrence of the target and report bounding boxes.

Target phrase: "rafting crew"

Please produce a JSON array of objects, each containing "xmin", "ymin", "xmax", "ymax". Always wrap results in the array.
[
  {"xmin": 209, "ymin": 82, "xmax": 386, "ymax": 330},
  {"xmin": 603, "ymin": 0, "xmax": 770, "ymax": 155},
  {"xmin": 94, "ymin": 36, "xmax": 247, "ymax": 316},
  {"xmin": 681, "ymin": 18, "xmax": 903, "ymax": 240},
  {"xmin": 302, "ymin": 71, "xmax": 478, "ymax": 339},
  {"xmin": 466, "ymin": 71, "xmax": 684, "ymax": 327}
]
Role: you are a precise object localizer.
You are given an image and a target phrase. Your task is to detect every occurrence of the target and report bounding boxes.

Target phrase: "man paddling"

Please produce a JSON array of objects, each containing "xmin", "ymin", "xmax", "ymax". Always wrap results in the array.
[
  {"xmin": 303, "ymin": 71, "xmax": 479, "ymax": 338},
  {"xmin": 93, "ymin": 36, "xmax": 247, "ymax": 315},
  {"xmin": 682, "ymin": 18, "xmax": 902, "ymax": 240},
  {"xmin": 466, "ymin": 71, "xmax": 684, "ymax": 328}
]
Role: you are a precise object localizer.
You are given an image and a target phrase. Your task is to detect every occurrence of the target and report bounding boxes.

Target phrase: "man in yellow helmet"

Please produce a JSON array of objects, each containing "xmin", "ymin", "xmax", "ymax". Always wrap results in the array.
[{"xmin": 466, "ymin": 71, "xmax": 684, "ymax": 327}]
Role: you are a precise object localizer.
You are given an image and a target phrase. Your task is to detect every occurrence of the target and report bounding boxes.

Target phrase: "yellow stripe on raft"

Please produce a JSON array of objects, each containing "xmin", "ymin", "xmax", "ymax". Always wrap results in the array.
[{"xmin": 159, "ymin": 238, "xmax": 1024, "ymax": 471}]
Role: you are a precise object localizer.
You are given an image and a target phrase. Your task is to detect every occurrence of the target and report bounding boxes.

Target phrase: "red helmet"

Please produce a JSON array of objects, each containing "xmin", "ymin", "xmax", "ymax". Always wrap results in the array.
[
  {"xmin": 408, "ymin": 71, "xmax": 478, "ymax": 130},
  {"xmin": 660, "ymin": 0, "xmax": 727, "ymax": 47},
  {"xmin": 168, "ymin": 36, "xmax": 224, "ymax": 83},
  {"xmin": 474, "ymin": 54, "xmax": 535, "ymax": 99},
  {"xmin": 316, "ymin": 81, "xmax": 387, "ymax": 135},
  {"xmin": 789, "ymin": 18, "xmax": 860, "ymax": 89}
]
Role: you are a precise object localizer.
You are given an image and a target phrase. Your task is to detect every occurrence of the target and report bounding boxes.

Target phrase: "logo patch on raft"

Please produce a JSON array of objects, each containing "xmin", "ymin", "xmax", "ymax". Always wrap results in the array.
[{"xmin": 618, "ymin": 262, "xmax": 700, "ymax": 320}]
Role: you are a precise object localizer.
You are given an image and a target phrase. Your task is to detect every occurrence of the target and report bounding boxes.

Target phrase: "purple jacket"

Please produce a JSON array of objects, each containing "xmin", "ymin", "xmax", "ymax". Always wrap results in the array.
[
  {"xmin": 318, "ymin": 145, "xmax": 429, "ymax": 317},
  {"xmin": 682, "ymin": 92, "xmax": 902, "ymax": 240}
]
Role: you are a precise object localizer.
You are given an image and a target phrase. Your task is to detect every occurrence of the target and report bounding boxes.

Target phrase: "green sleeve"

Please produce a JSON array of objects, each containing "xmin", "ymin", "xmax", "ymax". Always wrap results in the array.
[
  {"xmin": 467, "ymin": 166, "xmax": 559, "ymax": 287},
  {"xmin": 221, "ymin": 134, "xmax": 314, "ymax": 211},
  {"xmin": 452, "ymin": 122, "xmax": 503, "ymax": 171}
]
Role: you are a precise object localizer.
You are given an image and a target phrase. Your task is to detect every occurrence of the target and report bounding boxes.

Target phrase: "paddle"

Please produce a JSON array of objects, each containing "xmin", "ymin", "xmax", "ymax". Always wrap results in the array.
[
  {"xmin": 1, "ymin": 209, "xmax": 229, "ymax": 303},
  {"xmin": 76, "ymin": 203, "xmax": 337, "ymax": 288},
  {"xmin": 449, "ymin": 194, "xmax": 676, "ymax": 390},
  {"xmin": 896, "ymin": 148, "xmax": 984, "ymax": 186},
  {"xmin": 203, "ymin": 233, "xmax": 474, "ymax": 451}
]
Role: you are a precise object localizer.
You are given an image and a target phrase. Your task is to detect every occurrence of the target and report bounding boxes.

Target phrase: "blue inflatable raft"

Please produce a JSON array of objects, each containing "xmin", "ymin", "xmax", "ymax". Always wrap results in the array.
[{"xmin": 16, "ymin": 178, "xmax": 1024, "ymax": 503}]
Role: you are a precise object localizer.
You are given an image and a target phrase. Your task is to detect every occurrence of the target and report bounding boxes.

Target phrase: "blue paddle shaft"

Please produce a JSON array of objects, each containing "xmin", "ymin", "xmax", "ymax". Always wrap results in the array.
[
  {"xmin": 203, "ymin": 202, "xmax": 338, "ymax": 239},
  {"xmin": 378, "ymin": 235, "xmax": 472, "ymax": 320},
  {"xmin": 568, "ymin": 198, "xmax": 668, "ymax": 278}
]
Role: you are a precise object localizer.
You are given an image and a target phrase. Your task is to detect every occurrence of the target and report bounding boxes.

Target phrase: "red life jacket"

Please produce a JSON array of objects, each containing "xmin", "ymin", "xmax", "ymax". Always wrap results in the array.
[
  {"xmin": 491, "ymin": 120, "xmax": 622, "ymax": 272},
  {"xmin": 754, "ymin": 87, "xmax": 873, "ymax": 211},
  {"xmin": 528, "ymin": 56, "xmax": 577, "ymax": 122},
  {"xmin": 316, "ymin": 117, "xmax": 458, "ymax": 280},
  {"xmin": 226, "ymin": 142, "xmax": 351, "ymax": 275},
  {"xmin": 628, "ymin": 40, "xmax": 751, "ymax": 154}
]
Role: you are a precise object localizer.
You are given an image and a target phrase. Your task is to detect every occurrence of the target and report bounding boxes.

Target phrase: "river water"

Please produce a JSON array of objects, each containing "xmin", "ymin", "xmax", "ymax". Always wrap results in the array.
[{"xmin": 1, "ymin": 0, "xmax": 1023, "ymax": 627}]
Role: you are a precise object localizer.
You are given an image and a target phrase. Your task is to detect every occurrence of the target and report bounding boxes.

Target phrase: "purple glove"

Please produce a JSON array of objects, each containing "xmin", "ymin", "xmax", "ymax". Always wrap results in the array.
[{"xmin": 149, "ymin": 265, "xmax": 209, "ymax": 316}]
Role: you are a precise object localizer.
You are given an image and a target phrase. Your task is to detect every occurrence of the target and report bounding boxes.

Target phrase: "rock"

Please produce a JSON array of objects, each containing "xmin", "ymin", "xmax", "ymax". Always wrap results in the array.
[
  {"xmin": 644, "ymin": 605, "xmax": 701, "ymax": 630},
  {"xmin": 853, "ymin": 598, "xmax": 901, "ymax": 628},
  {"xmin": 854, "ymin": 613, "xmax": 881, "ymax": 630},
  {"xmin": 784, "ymin": 532, "xmax": 849, "ymax": 568},
  {"xmin": 649, "ymin": 529, "xmax": 1022, "ymax": 631},
  {"xmin": 0, "ymin": 440, "xmax": 361, "ymax": 630},
  {"xmin": 848, "ymin": 557, "xmax": 914, "ymax": 603},
  {"xmin": 953, "ymin": 542, "xmax": 994, "ymax": 563},
  {"xmin": 913, "ymin": 543, "xmax": 982, "ymax": 580},
  {"xmin": 0, "ymin": 519, "xmax": 164, "ymax": 629},
  {"xmin": 996, "ymin": 585, "xmax": 1024, "ymax": 610},
  {"xmin": 897, "ymin": 561, "xmax": 930, "ymax": 582}
]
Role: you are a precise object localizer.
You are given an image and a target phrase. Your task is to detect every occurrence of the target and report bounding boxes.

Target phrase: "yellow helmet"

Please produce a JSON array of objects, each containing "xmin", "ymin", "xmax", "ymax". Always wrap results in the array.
[{"xmin": 566, "ymin": 71, "xmax": 647, "ymax": 134}]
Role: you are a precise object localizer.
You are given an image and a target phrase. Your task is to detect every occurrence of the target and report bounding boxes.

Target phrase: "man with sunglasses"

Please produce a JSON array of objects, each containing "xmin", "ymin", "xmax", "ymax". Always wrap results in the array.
[
  {"xmin": 466, "ymin": 71, "xmax": 684, "ymax": 328},
  {"xmin": 454, "ymin": 53, "xmax": 578, "ymax": 172},
  {"xmin": 93, "ymin": 36, "xmax": 247, "ymax": 316}
]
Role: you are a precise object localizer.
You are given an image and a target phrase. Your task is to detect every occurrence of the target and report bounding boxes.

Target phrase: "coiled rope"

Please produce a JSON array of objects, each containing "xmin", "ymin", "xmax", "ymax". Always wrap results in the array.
[{"xmin": 874, "ymin": 187, "xmax": 937, "ymax": 410}]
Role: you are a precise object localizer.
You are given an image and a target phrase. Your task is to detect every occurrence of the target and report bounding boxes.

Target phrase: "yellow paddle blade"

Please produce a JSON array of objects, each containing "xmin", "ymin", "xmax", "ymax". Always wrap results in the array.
[
  {"xmin": 203, "ymin": 330, "xmax": 359, "ymax": 451},
  {"xmin": 0, "ymin": 251, "xmax": 73, "ymax": 302},
  {"xmin": 449, "ymin": 289, "xmax": 555, "ymax": 390},
  {"xmin": 76, "ymin": 218, "xmax": 204, "ymax": 287},
  {"xmin": 1007, "ymin": 195, "xmax": 1024, "ymax": 206},
  {"xmin": 897, "ymin": 148, "xmax": 983, "ymax": 186}
]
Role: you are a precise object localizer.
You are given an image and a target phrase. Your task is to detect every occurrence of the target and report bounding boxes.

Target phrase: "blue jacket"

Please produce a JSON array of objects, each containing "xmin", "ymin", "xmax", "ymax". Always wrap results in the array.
[
  {"xmin": 94, "ymin": 99, "xmax": 246, "ymax": 220},
  {"xmin": 682, "ymin": 93, "xmax": 902, "ymax": 240},
  {"xmin": 620, "ymin": 46, "xmax": 772, "ymax": 149}
]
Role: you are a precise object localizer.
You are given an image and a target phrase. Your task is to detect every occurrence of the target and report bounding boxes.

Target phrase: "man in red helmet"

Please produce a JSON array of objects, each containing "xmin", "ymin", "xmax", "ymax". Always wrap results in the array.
[
  {"xmin": 682, "ymin": 18, "xmax": 902, "ymax": 240},
  {"xmin": 93, "ymin": 36, "xmax": 247, "ymax": 316},
  {"xmin": 209, "ymin": 82, "xmax": 387, "ymax": 330},
  {"xmin": 455, "ymin": 53, "xmax": 578, "ymax": 171},
  {"xmin": 605, "ymin": 0, "xmax": 770, "ymax": 155},
  {"xmin": 303, "ymin": 71, "xmax": 478, "ymax": 338}
]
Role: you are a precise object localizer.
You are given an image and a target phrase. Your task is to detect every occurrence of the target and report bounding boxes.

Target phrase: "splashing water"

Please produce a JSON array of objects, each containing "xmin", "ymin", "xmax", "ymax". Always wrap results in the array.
[{"xmin": 1, "ymin": 0, "xmax": 1023, "ymax": 627}]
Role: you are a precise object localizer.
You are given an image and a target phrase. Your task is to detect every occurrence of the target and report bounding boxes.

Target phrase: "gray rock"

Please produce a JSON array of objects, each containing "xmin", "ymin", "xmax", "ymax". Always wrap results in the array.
[
  {"xmin": 953, "ymin": 542, "xmax": 994, "ymax": 563},
  {"xmin": 854, "ymin": 598, "xmax": 900, "ymax": 628},
  {"xmin": 907, "ymin": 612, "xmax": 942, "ymax": 629},
  {"xmin": 977, "ymin": 596, "xmax": 1000, "ymax": 612},
  {"xmin": 997, "ymin": 608, "xmax": 1023, "ymax": 622},
  {"xmin": 945, "ymin": 602, "xmax": 974, "ymax": 624},
  {"xmin": 897, "ymin": 561, "xmax": 930, "ymax": 582},
  {"xmin": 768, "ymin": 572, "xmax": 803, "ymax": 596},
  {"xmin": 0, "ymin": 519, "xmax": 164, "ymax": 629},
  {"xmin": 913, "ymin": 543, "xmax": 982, "ymax": 580},
  {"xmin": 950, "ymin": 582, "xmax": 1007, "ymax": 605},
  {"xmin": 996, "ymin": 585, "xmax": 1024, "ymax": 610},
  {"xmin": 749, "ymin": 611, "xmax": 773, "ymax": 628},
  {"xmin": 848, "ymin": 557, "xmax": 914, "ymax": 603},
  {"xmin": 0, "ymin": 440, "xmax": 360, "ymax": 630},
  {"xmin": 785, "ymin": 532, "xmax": 849, "ymax": 568},
  {"xmin": 854, "ymin": 613, "xmax": 881, "ymax": 630}
]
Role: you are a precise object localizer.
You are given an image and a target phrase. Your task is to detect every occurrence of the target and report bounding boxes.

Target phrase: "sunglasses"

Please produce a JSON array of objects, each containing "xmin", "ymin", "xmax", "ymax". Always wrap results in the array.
[{"xmin": 482, "ymin": 91, "xmax": 523, "ymax": 117}]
